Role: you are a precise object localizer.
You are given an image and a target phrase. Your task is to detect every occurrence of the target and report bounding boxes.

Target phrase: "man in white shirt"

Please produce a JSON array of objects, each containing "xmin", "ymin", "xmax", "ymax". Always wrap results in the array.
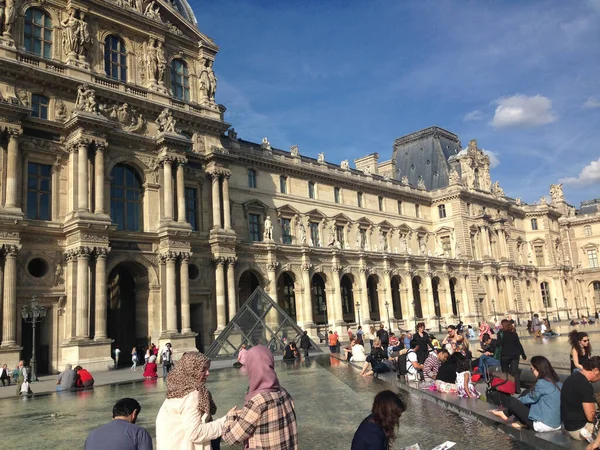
[{"xmin": 406, "ymin": 340, "xmax": 424, "ymax": 381}]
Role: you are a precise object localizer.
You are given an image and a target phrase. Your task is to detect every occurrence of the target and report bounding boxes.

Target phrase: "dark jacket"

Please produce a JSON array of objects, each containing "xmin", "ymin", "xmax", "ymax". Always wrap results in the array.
[
  {"xmin": 369, "ymin": 347, "xmax": 387, "ymax": 364},
  {"xmin": 414, "ymin": 331, "xmax": 432, "ymax": 364},
  {"xmin": 299, "ymin": 334, "xmax": 311, "ymax": 349},
  {"xmin": 497, "ymin": 330, "xmax": 526, "ymax": 359},
  {"xmin": 351, "ymin": 415, "xmax": 387, "ymax": 450}
]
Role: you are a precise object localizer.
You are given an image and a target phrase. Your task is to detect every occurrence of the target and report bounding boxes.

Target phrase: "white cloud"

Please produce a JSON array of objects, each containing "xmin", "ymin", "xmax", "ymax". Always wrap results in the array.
[
  {"xmin": 491, "ymin": 94, "xmax": 557, "ymax": 128},
  {"xmin": 483, "ymin": 149, "xmax": 501, "ymax": 168},
  {"xmin": 560, "ymin": 158, "xmax": 600, "ymax": 186},
  {"xmin": 464, "ymin": 110, "xmax": 485, "ymax": 122},
  {"xmin": 583, "ymin": 97, "xmax": 600, "ymax": 109}
]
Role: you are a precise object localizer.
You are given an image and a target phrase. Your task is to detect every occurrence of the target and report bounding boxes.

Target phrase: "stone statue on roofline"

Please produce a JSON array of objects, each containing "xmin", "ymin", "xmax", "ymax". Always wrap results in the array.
[
  {"xmin": 290, "ymin": 145, "xmax": 299, "ymax": 157},
  {"xmin": 550, "ymin": 183, "xmax": 564, "ymax": 203},
  {"xmin": 261, "ymin": 137, "xmax": 271, "ymax": 150},
  {"xmin": 491, "ymin": 181, "xmax": 505, "ymax": 197},
  {"xmin": 417, "ymin": 177, "xmax": 426, "ymax": 190},
  {"xmin": 317, "ymin": 152, "xmax": 325, "ymax": 164},
  {"xmin": 449, "ymin": 168, "xmax": 461, "ymax": 185},
  {"xmin": 341, "ymin": 159, "xmax": 349, "ymax": 170}
]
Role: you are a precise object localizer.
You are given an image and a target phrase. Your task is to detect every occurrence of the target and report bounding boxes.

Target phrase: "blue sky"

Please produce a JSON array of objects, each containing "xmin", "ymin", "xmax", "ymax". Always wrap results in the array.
[{"xmin": 191, "ymin": 0, "xmax": 600, "ymax": 206}]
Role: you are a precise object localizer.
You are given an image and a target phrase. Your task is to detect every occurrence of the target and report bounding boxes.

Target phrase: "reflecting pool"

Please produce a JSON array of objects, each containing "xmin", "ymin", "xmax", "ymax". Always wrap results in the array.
[{"xmin": 0, "ymin": 355, "xmax": 532, "ymax": 449}]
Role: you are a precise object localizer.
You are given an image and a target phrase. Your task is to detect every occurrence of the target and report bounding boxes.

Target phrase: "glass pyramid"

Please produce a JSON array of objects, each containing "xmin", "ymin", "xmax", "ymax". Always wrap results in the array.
[{"xmin": 206, "ymin": 287, "xmax": 321, "ymax": 359}]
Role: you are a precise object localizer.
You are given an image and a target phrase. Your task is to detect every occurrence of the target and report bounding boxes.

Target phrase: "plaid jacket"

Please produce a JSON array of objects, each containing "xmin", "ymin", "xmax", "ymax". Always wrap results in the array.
[{"xmin": 222, "ymin": 388, "xmax": 298, "ymax": 449}]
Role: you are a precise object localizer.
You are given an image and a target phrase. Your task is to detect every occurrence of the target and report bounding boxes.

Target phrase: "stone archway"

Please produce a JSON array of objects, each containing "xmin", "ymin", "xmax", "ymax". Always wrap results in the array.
[
  {"xmin": 276, "ymin": 272, "xmax": 296, "ymax": 320},
  {"xmin": 340, "ymin": 274, "xmax": 355, "ymax": 323},
  {"xmin": 107, "ymin": 261, "xmax": 151, "ymax": 367},
  {"xmin": 238, "ymin": 270, "xmax": 263, "ymax": 309},
  {"xmin": 367, "ymin": 275, "xmax": 380, "ymax": 322},
  {"xmin": 311, "ymin": 273, "xmax": 327, "ymax": 324},
  {"xmin": 412, "ymin": 276, "xmax": 424, "ymax": 319},
  {"xmin": 391, "ymin": 276, "xmax": 403, "ymax": 319},
  {"xmin": 432, "ymin": 277, "xmax": 441, "ymax": 317},
  {"xmin": 449, "ymin": 278, "xmax": 459, "ymax": 316}
]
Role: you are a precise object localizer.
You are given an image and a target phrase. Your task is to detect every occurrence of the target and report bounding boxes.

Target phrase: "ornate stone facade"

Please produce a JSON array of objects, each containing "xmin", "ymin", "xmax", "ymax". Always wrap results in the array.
[{"xmin": 0, "ymin": 0, "xmax": 596, "ymax": 373}]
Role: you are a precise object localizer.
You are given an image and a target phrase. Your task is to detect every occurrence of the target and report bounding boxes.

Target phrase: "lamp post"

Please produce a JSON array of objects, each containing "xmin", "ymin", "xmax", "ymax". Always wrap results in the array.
[
  {"xmin": 434, "ymin": 300, "xmax": 442, "ymax": 333},
  {"xmin": 555, "ymin": 298, "xmax": 561, "ymax": 322},
  {"xmin": 21, "ymin": 296, "xmax": 47, "ymax": 382},
  {"xmin": 355, "ymin": 301, "xmax": 361, "ymax": 327},
  {"xmin": 528, "ymin": 298, "xmax": 533, "ymax": 321},
  {"xmin": 564, "ymin": 298, "xmax": 570, "ymax": 320},
  {"xmin": 384, "ymin": 301, "xmax": 392, "ymax": 332},
  {"xmin": 491, "ymin": 298, "xmax": 497, "ymax": 322}
]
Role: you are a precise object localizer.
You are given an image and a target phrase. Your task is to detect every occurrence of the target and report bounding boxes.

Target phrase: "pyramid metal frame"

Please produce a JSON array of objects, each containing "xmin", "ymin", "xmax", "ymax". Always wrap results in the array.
[{"xmin": 206, "ymin": 287, "xmax": 322, "ymax": 359}]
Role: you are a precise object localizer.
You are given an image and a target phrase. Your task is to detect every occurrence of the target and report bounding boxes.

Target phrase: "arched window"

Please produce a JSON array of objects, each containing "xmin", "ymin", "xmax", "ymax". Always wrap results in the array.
[
  {"xmin": 24, "ymin": 8, "xmax": 53, "ymax": 58},
  {"xmin": 110, "ymin": 164, "xmax": 143, "ymax": 231},
  {"xmin": 341, "ymin": 275, "xmax": 354, "ymax": 317},
  {"xmin": 171, "ymin": 59, "xmax": 190, "ymax": 101},
  {"xmin": 277, "ymin": 273, "xmax": 296, "ymax": 319},
  {"xmin": 312, "ymin": 274, "xmax": 327, "ymax": 320},
  {"xmin": 540, "ymin": 282, "xmax": 551, "ymax": 307},
  {"xmin": 473, "ymin": 168, "xmax": 480, "ymax": 189},
  {"xmin": 104, "ymin": 35, "xmax": 127, "ymax": 82}
]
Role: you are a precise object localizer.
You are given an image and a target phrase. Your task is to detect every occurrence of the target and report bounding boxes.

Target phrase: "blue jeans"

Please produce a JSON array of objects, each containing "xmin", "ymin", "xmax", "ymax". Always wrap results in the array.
[
  {"xmin": 163, "ymin": 362, "xmax": 171, "ymax": 378},
  {"xmin": 479, "ymin": 355, "xmax": 500, "ymax": 381}
]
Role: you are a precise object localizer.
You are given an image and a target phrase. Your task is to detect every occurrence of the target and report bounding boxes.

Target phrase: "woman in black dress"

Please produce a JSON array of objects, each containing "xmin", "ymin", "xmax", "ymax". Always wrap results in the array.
[{"xmin": 413, "ymin": 322, "xmax": 433, "ymax": 364}]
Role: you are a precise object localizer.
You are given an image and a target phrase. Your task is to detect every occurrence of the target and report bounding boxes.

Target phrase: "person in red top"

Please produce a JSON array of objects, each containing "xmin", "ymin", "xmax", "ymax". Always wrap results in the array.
[
  {"xmin": 143, "ymin": 355, "xmax": 158, "ymax": 379},
  {"xmin": 75, "ymin": 366, "xmax": 94, "ymax": 388}
]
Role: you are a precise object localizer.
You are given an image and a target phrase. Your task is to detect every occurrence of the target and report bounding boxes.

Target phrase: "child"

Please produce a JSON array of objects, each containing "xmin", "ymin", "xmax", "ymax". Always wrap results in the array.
[{"xmin": 456, "ymin": 355, "xmax": 480, "ymax": 398}]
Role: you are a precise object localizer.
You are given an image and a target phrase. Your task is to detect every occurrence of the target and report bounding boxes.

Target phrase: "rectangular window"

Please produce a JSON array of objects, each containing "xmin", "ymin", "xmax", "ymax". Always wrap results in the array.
[
  {"xmin": 534, "ymin": 245, "xmax": 544, "ymax": 266},
  {"xmin": 415, "ymin": 204, "xmax": 420, "ymax": 218},
  {"xmin": 279, "ymin": 175, "xmax": 287, "ymax": 194},
  {"xmin": 310, "ymin": 222, "xmax": 320, "ymax": 247},
  {"xmin": 249, "ymin": 213, "xmax": 261, "ymax": 242},
  {"xmin": 466, "ymin": 203, "xmax": 471, "ymax": 215},
  {"xmin": 27, "ymin": 162, "xmax": 52, "ymax": 220},
  {"xmin": 397, "ymin": 200, "xmax": 403, "ymax": 215},
  {"xmin": 585, "ymin": 226, "xmax": 592, "ymax": 236},
  {"xmin": 531, "ymin": 218, "xmax": 538, "ymax": 230},
  {"xmin": 588, "ymin": 249, "xmax": 599, "ymax": 268},
  {"xmin": 247, "ymin": 169, "xmax": 257, "ymax": 188},
  {"xmin": 357, "ymin": 192, "xmax": 363, "ymax": 208},
  {"xmin": 31, "ymin": 94, "xmax": 49, "ymax": 120},
  {"xmin": 308, "ymin": 181, "xmax": 316, "ymax": 199},
  {"xmin": 281, "ymin": 218, "xmax": 292, "ymax": 244},
  {"xmin": 438, "ymin": 204, "xmax": 447, "ymax": 218},
  {"xmin": 184, "ymin": 187, "xmax": 198, "ymax": 231},
  {"xmin": 334, "ymin": 187, "xmax": 341, "ymax": 204},
  {"xmin": 378, "ymin": 196, "xmax": 384, "ymax": 211},
  {"xmin": 336, "ymin": 225, "xmax": 345, "ymax": 248}
]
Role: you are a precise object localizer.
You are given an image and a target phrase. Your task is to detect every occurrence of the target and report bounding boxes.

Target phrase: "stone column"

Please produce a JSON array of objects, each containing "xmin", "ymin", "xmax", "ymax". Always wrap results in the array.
[
  {"xmin": 164, "ymin": 252, "xmax": 178, "ymax": 333},
  {"xmin": 4, "ymin": 130, "xmax": 21, "ymax": 211},
  {"xmin": 267, "ymin": 263, "xmax": 278, "ymax": 304},
  {"xmin": 1, "ymin": 245, "xmax": 19, "ymax": 346},
  {"xmin": 506, "ymin": 276, "xmax": 515, "ymax": 313},
  {"xmin": 162, "ymin": 158, "xmax": 174, "ymax": 221},
  {"xmin": 180, "ymin": 253, "xmax": 191, "ymax": 333},
  {"xmin": 215, "ymin": 258, "xmax": 227, "ymax": 330},
  {"xmin": 94, "ymin": 248, "xmax": 109, "ymax": 340},
  {"xmin": 487, "ymin": 275, "xmax": 499, "ymax": 319},
  {"xmin": 77, "ymin": 141, "xmax": 89, "ymax": 212},
  {"xmin": 424, "ymin": 273, "xmax": 434, "ymax": 319},
  {"xmin": 301, "ymin": 263, "xmax": 313, "ymax": 325},
  {"xmin": 75, "ymin": 247, "xmax": 91, "ymax": 338},
  {"xmin": 223, "ymin": 174, "xmax": 232, "ymax": 230},
  {"xmin": 94, "ymin": 144, "xmax": 105, "ymax": 214},
  {"xmin": 68, "ymin": 145, "xmax": 78, "ymax": 214},
  {"xmin": 460, "ymin": 275, "xmax": 471, "ymax": 317},
  {"xmin": 359, "ymin": 267, "xmax": 370, "ymax": 323},
  {"xmin": 382, "ymin": 269, "xmax": 393, "ymax": 325},
  {"xmin": 226, "ymin": 258, "xmax": 237, "ymax": 321},
  {"xmin": 211, "ymin": 173, "xmax": 222, "ymax": 229},
  {"xmin": 331, "ymin": 267, "xmax": 343, "ymax": 327},
  {"xmin": 444, "ymin": 275, "xmax": 454, "ymax": 317},
  {"xmin": 176, "ymin": 159, "xmax": 186, "ymax": 223},
  {"xmin": 51, "ymin": 163, "xmax": 61, "ymax": 221}
]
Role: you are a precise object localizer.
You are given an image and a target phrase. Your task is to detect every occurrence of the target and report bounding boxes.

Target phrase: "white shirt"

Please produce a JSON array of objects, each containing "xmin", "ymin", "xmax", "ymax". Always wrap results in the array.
[
  {"xmin": 541, "ymin": 324, "xmax": 547, "ymax": 333},
  {"xmin": 407, "ymin": 351, "xmax": 418, "ymax": 375},
  {"xmin": 350, "ymin": 344, "xmax": 366, "ymax": 362},
  {"xmin": 114, "ymin": 349, "xmax": 121, "ymax": 357}
]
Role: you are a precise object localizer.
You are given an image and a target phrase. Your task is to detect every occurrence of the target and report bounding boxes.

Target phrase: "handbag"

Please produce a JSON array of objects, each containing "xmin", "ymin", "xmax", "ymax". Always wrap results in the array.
[{"xmin": 489, "ymin": 372, "xmax": 516, "ymax": 395}]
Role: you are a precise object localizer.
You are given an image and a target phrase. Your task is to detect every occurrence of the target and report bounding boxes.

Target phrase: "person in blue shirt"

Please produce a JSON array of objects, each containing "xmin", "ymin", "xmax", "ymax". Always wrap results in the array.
[
  {"xmin": 491, "ymin": 356, "xmax": 562, "ymax": 432},
  {"xmin": 351, "ymin": 390, "xmax": 406, "ymax": 450}
]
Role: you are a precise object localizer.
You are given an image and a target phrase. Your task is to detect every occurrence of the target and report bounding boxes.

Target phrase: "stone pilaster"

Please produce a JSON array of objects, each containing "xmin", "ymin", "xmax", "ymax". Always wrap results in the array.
[
  {"xmin": 176, "ymin": 158, "xmax": 187, "ymax": 223},
  {"xmin": 161, "ymin": 251, "xmax": 178, "ymax": 334},
  {"xmin": 161, "ymin": 156, "xmax": 174, "ymax": 221},
  {"xmin": 75, "ymin": 246, "xmax": 92, "ymax": 339},
  {"xmin": 210, "ymin": 172, "xmax": 222, "ymax": 229},
  {"xmin": 226, "ymin": 257, "xmax": 237, "ymax": 321},
  {"xmin": 94, "ymin": 143, "xmax": 106, "ymax": 215},
  {"xmin": 214, "ymin": 257, "xmax": 227, "ymax": 330},
  {"xmin": 180, "ymin": 252, "xmax": 192, "ymax": 333},
  {"xmin": 94, "ymin": 248, "xmax": 110, "ymax": 340},
  {"xmin": 77, "ymin": 140, "xmax": 90, "ymax": 213},
  {"xmin": 3, "ymin": 128, "xmax": 23, "ymax": 215},
  {"xmin": 1, "ymin": 244, "xmax": 20, "ymax": 346},
  {"xmin": 222, "ymin": 174, "xmax": 232, "ymax": 230}
]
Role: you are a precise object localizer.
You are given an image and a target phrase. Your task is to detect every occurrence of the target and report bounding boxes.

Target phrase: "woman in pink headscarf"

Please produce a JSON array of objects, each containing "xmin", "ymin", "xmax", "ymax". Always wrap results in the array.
[
  {"xmin": 479, "ymin": 321, "xmax": 492, "ymax": 342},
  {"xmin": 222, "ymin": 345, "xmax": 298, "ymax": 449}
]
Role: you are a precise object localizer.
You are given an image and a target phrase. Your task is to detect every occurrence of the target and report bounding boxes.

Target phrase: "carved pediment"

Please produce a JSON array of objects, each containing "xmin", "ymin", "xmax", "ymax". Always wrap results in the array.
[{"xmin": 242, "ymin": 199, "xmax": 269, "ymax": 218}]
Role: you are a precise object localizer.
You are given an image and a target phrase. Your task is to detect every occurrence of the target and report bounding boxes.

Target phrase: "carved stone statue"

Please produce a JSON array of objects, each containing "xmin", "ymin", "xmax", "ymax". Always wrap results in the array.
[
  {"xmin": 78, "ymin": 12, "xmax": 91, "ymax": 61},
  {"xmin": 356, "ymin": 230, "xmax": 362, "ymax": 250},
  {"xmin": 379, "ymin": 232, "xmax": 385, "ymax": 252},
  {"xmin": 199, "ymin": 58, "xmax": 217, "ymax": 103},
  {"xmin": 2, "ymin": 0, "xmax": 17, "ymax": 38},
  {"xmin": 290, "ymin": 145, "xmax": 299, "ymax": 157},
  {"xmin": 144, "ymin": 39, "xmax": 166, "ymax": 87},
  {"xmin": 550, "ymin": 183, "xmax": 564, "ymax": 203},
  {"xmin": 401, "ymin": 235, "xmax": 408, "ymax": 254},
  {"xmin": 317, "ymin": 153, "xmax": 325, "ymax": 164},
  {"xmin": 401, "ymin": 176, "xmax": 409, "ymax": 186},
  {"xmin": 263, "ymin": 216, "xmax": 273, "ymax": 241},
  {"xmin": 539, "ymin": 196, "xmax": 547, "ymax": 205},
  {"xmin": 73, "ymin": 84, "xmax": 98, "ymax": 113},
  {"xmin": 227, "ymin": 128, "xmax": 238, "ymax": 141},
  {"xmin": 156, "ymin": 108, "xmax": 176, "ymax": 133},
  {"xmin": 449, "ymin": 168, "xmax": 461, "ymax": 185},
  {"xmin": 341, "ymin": 159, "xmax": 349, "ymax": 170},
  {"xmin": 62, "ymin": 9, "xmax": 90, "ymax": 60},
  {"xmin": 491, "ymin": 181, "xmax": 505, "ymax": 197},
  {"xmin": 299, "ymin": 222, "xmax": 307, "ymax": 245},
  {"xmin": 515, "ymin": 197, "xmax": 522, "ymax": 206},
  {"xmin": 0, "ymin": 1, "xmax": 5, "ymax": 36},
  {"xmin": 261, "ymin": 137, "xmax": 271, "ymax": 150},
  {"xmin": 420, "ymin": 243, "xmax": 427, "ymax": 255},
  {"xmin": 417, "ymin": 177, "xmax": 426, "ymax": 190},
  {"xmin": 54, "ymin": 264, "xmax": 63, "ymax": 286},
  {"xmin": 144, "ymin": 0, "xmax": 162, "ymax": 20},
  {"xmin": 55, "ymin": 100, "xmax": 67, "ymax": 121}
]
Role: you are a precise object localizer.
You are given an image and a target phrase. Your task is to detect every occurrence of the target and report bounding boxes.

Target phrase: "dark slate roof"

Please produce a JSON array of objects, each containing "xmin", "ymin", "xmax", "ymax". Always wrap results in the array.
[
  {"xmin": 578, "ymin": 199, "xmax": 600, "ymax": 215},
  {"xmin": 391, "ymin": 126, "xmax": 462, "ymax": 191}
]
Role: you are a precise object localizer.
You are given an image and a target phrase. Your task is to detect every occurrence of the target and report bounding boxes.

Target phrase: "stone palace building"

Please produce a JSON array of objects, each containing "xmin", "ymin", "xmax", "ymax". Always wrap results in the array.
[{"xmin": 0, "ymin": 0, "xmax": 599, "ymax": 373}]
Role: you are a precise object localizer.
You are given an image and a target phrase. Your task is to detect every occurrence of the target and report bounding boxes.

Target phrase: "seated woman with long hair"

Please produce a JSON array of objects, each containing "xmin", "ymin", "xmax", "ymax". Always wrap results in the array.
[
  {"xmin": 351, "ymin": 390, "xmax": 406, "ymax": 450},
  {"xmin": 359, "ymin": 339, "xmax": 387, "ymax": 377},
  {"xmin": 491, "ymin": 356, "xmax": 562, "ymax": 431},
  {"xmin": 569, "ymin": 330, "xmax": 591, "ymax": 372}
]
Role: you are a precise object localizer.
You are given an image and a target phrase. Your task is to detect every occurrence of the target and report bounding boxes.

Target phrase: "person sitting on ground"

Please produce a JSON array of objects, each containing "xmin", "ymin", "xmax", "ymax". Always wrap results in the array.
[
  {"xmin": 142, "ymin": 355, "xmax": 158, "ymax": 379},
  {"xmin": 466, "ymin": 325, "xmax": 476, "ymax": 339},
  {"xmin": 435, "ymin": 352, "xmax": 460, "ymax": 394},
  {"xmin": 386, "ymin": 333, "xmax": 403, "ymax": 357},
  {"xmin": 359, "ymin": 339, "xmax": 387, "ymax": 377},
  {"xmin": 343, "ymin": 337, "xmax": 357, "ymax": 362},
  {"xmin": 56, "ymin": 363, "xmax": 76, "ymax": 391},
  {"xmin": 283, "ymin": 341, "xmax": 301, "ymax": 361},
  {"xmin": 423, "ymin": 349, "xmax": 449, "ymax": 383},
  {"xmin": 430, "ymin": 335, "xmax": 441, "ymax": 350},
  {"xmin": 581, "ymin": 316, "xmax": 589, "ymax": 325},
  {"xmin": 561, "ymin": 356, "xmax": 600, "ymax": 442},
  {"xmin": 351, "ymin": 390, "xmax": 406, "ymax": 450},
  {"xmin": 75, "ymin": 365, "xmax": 95, "ymax": 388},
  {"xmin": 443, "ymin": 325, "xmax": 470, "ymax": 357},
  {"xmin": 328, "ymin": 331, "xmax": 338, "ymax": 354},
  {"xmin": 569, "ymin": 329, "xmax": 591, "ymax": 373},
  {"xmin": 476, "ymin": 333, "xmax": 501, "ymax": 380},
  {"xmin": 349, "ymin": 338, "xmax": 366, "ymax": 363},
  {"xmin": 456, "ymin": 354, "xmax": 479, "ymax": 398},
  {"xmin": 85, "ymin": 398, "xmax": 153, "ymax": 450},
  {"xmin": 541, "ymin": 319, "xmax": 560, "ymax": 337},
  {"xmin": 233, "ymin": 343, "xmax": 248, "ymax": 368},
  {"xmin": 491, "ymin": 356, "xmax": 562, "ymax": 432},
  {"xmin": 479, "ymin": 321, "xmax": 491, "ymax": 342}
]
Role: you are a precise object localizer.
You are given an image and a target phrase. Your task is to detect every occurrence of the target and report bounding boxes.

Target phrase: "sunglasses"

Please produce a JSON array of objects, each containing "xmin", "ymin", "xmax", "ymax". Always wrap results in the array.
[{"xmin": 583, "ymin": 340, "xmax": 590, "ymax": 343}]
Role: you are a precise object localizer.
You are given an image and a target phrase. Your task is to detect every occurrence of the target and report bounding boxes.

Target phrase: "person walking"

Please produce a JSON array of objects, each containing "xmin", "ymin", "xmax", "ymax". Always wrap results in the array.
[
  {"xmin": 85, "ymin": 398, "xmax": 152, "ymax": 450},
  {"xmin": 491, "ymin": 356, "xmax": 562, "ymax": 432},
  {"xmin": 161, "ymin": 343, "xmax": 173, "ymax": 377},
  {"xmin": 569, "ymin": 330, "xmax": 591, "ymax": 373},
  {"xmin": 299, "ymin": 331, "xmax": 311, "ymax": 358},
  {"xmin": 14, "ymin": 360, "xmax": 28, "ymax": 396},
  {"xmin": 351, "ymin": 390, "xmax": 406, "ymax": 450},
  {"xmin": 131, "ymin": 347, "xmax": 138, "ymax": 371},
  {"xmin": 328, "ymin": 331, "xmax": 338, "ymax": 353},
  {"xmin": 222, "ymin": 346, "xmax": 298, "ymax": 449},
  {"xmin": 414, "ymin": 322, "xmax": 432, "ymax": 364},
  {"xmin": 156, "ymin": 352, "xmax": 234, "ymax": 450},
  {"xmin": 368, "ymin": 326, "xmax": 376, "ymax": 349},
  {"xmin": 497, "ymin": 319, "xmax": 526, "ymax": 392}
]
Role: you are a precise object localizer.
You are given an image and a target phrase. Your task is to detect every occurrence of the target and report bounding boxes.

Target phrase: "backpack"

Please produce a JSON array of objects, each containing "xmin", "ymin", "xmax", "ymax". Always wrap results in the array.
[
  {"xmin": 380, "ymin": 330, "xmax": 389, "ymax": 345},
  {"xmin": 396, "ymin": 350, "xmax": 413, "ymax": 378}
]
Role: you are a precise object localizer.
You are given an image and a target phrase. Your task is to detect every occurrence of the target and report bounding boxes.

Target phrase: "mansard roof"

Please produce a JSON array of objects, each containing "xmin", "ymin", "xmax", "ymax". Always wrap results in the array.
[
  {"xmin": 166, "ymin": 0, "xmax": 198, "ymax": 26},
  {"xmin": 579, "ymin": 199, "xmax": 600, "ymax": 216}
]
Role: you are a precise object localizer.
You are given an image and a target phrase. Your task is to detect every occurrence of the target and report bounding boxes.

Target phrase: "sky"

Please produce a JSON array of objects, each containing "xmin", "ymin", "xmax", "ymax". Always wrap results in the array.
[{"xmin": 190, "ymin": 0, "xmax": 600, "ymax": 206}]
